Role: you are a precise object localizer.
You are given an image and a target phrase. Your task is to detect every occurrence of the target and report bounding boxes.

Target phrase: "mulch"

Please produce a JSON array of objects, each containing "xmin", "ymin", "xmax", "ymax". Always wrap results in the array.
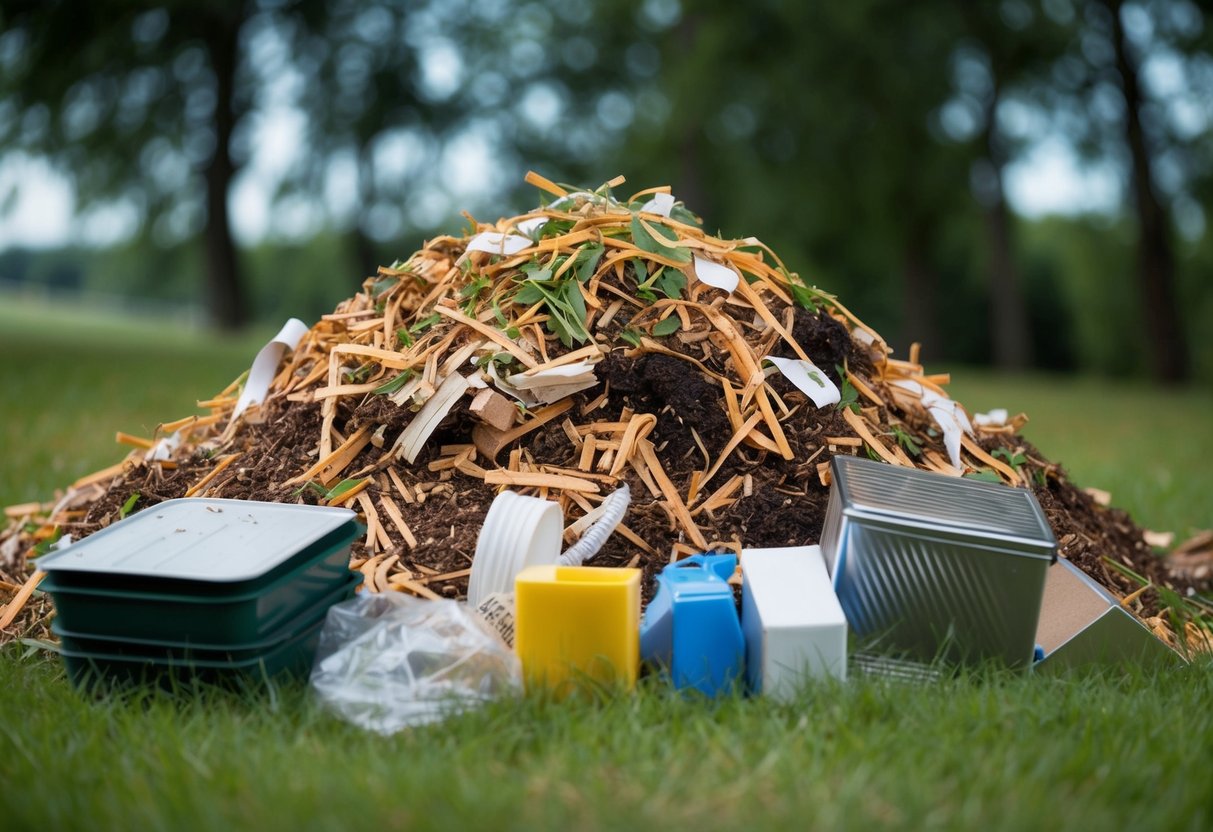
[{"xmin": 1, "ymin": 174, "xmax": 1206, "ymax": 651}]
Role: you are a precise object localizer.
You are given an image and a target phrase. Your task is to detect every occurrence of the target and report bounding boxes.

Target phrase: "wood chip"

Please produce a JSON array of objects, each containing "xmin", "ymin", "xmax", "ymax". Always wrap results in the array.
[
  {"xmin": 841, "ymin": 408, "xmax": 903, "ymax": 467},
  {"xmin": 483, "ymin": 469, "xmax": 601, "ymax": 493},
  {"xmin": 0, "ymin": 569, "xmax": 45, "ymax": 630},
  {"xmin": 285, "ymin": 424, "xmax": 373, "ymax": 487},
  {"xmin": 184, "ymin": 454, "xmax": 242, "ymax": 498},
  {"xmin": 639, "ymin": 440, "xmax": 708, "ymax": 550},
  {"xmin": 469, "ymin": 388, "xmax": 517, "ymax": 431}
]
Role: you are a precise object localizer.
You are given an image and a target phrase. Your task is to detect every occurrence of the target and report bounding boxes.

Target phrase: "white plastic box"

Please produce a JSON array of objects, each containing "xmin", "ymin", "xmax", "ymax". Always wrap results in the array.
[{"xmin": 741, "ymin": 545, "xmax": 847, "ymax": 700}]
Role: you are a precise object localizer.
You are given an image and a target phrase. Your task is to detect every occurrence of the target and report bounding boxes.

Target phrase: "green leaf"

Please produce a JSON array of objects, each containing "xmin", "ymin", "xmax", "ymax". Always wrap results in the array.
[
  {"xmin": 119, "ymin": 492, "xmax": 140, "ymax": 520},
  {"xmin": 374, "ymin": 370, "xmax": 416, "ymax": 395},
  {"xmin": 409, "ymin": 313, "xmax": 441, "ymax": 334},
  {"xmin": 835, "ymin": 365, "xmax": 860, "ymax": 414},
  {"xmin": 395, "ymin": 327, "xmax": 413, "ymax": 348},
  {"xmin": 885, "ymin": 425, "xmax": 923, "ymax": 457},
  {"xmin": 513, "ymin": 284, "xmax": 545, "ymax": 306},
  {"xmin": 992, "ymin": 447, "xmax": 1027, "ymax": 468},
  {"xmin": 538, "ymin": 218, "xmax": 575, "ymax": 239},
  {"xmin": 789, "ymin": 282, "xmax": 817, "ymax": 311},
  {"xmin": 618, "ymin": 329, "xmax": 643, "ymax": 347},
  {"xmin": 324, "ymin": 478, "xmax": 366, "ymax": 501},
  {"xmin": 491, "ymin": 300, "xmax": 508, "ymax": 327},
  {"xmin": 31, "ymin": 528, "xmax": 62, "ymax": 557},
  {"xmin": 653, "ymin": 268, "xmax": 686, "ymax": 300},
  {"xmin": 651, "ymin": 316, "xmax": 681, "ymax": 337},
  {"xmin": 630, "ymin": 214, "xmax": 692, "ymax": 263},
  {"xmin": 964, "ymin": 470, "xmax": 1003, "ymax": 484},
  {"xmin": 370, "ymin": 276, "xmax": 396, "ymax": 298},
  {"xmin": 574, "ymin": 242, "xmax": 605, "ymax": 283}
]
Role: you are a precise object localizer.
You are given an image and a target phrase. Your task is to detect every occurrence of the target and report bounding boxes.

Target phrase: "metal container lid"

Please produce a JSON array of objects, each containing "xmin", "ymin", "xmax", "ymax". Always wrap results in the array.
[
  {"xmin": 830, "ymin": 455, "xmax": 1056, "ymax": 559},
  {"xmin": 38, "ymin": 498, "xmax": 357, "ymax": 582}
]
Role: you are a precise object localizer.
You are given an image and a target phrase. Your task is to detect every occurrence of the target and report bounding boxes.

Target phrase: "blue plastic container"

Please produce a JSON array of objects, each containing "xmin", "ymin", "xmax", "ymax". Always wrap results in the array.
[{"xmin": 640, "ymin": 554, "xmax": 745, "ymax": 696}]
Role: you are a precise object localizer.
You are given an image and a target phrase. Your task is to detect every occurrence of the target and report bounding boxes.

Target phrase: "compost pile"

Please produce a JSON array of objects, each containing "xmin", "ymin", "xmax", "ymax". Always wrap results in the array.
[{"xmin": 2, "ymin": 173, "xmax": 1209, "ymax": 651}]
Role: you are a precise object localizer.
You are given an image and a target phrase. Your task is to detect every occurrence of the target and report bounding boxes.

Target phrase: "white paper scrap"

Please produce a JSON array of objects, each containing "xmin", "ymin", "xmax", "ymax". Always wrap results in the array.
[
  {"xmin": 146, "ymin": 432, "xmax": 181, "ymax": 462},
  {"xmin": 766, "ymin": 356, "xmax": 841, "ymax": 408},
  {"xmin": 466, "ymin": 231, "xmax": 533, "ymax": 256},
  {"xmin": 693, "ymin": 254, "xmax": 740, "ymax": 294},
  {"xmin": 638, "ymin": 192, "xmax": 676, "ymax": 217},
  {"xmin": 232, "ymin": 318, "xmax": 310, "ymax": 421},
  {"xmin": 891, "ymin": 380, "xmax": 973, "ymax": 471},
  {"xmin": 516, "ymin": 217, "xmax": 548, "ymax": 237},
  {"xmin": 973, "ymin": 408, "xmax": 1008, "ymax": 427}
]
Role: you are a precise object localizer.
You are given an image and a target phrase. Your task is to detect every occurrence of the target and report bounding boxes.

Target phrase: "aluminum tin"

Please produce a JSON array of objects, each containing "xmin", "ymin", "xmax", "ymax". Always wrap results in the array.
[
  {"xmin": 821, "ymin": 456, "xmax": 1056, "ymax": 668},
  {"xmin": 1033, "ymin": 558, "xmax": 1185, "ymax": 672}
]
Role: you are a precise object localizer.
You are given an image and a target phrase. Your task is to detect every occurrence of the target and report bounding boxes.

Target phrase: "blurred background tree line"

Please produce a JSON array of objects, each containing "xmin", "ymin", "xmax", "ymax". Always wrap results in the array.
[{"xmin": 0, "ymin": 0, "xmax": 1209, "ymax": 383}]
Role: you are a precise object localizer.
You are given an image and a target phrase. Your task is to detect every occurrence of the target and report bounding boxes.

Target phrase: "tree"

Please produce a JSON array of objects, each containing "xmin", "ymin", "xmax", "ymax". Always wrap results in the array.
[
  {"xmin": 0, "ymin": 1, "xmax": 262, "ymax": 329},
  {"xmin": 1047, "ymin": 0, "xmax": 1207, "ymax": 382}
]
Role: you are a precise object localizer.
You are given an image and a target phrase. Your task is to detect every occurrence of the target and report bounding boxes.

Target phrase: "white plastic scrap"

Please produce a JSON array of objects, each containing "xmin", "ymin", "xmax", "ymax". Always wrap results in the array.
[
  {"xmin": 891, "ymin": 379, "xmax": 973, "ymax": 471},
  {"xmin": 559, "ymin": 483, "xmax": 631, "ymax": 567},
  {"xmin": 638, "ymin": 192, "xmax": 676, "ymax": 217},
  {"xmin": 487, "ymin": 359, "xmax": 600, "ymax": 407},
  {"xmin": 765, "ymin": 356, "xmax": 841, "ymax": 408},
  {"xmin": 466, "ymin": 231, "xmax": 533, "ymax": 256},
  {"xmin": 145, "ymin": 432, "xmax": 181, "ymax": 462},
  {"xmin": 392, "ymin": 372, "xmax": 472, "ymax": 463},
  {"xmin": 231, "ymin": 318, "xmax": 310, "ymax": 421},
  {"xmin": 973, "ymin": 408, "xmax": 1009, "ymax": 427},
  {"xmin": 515, "ymin": 216, "xmax": 549, "ymax": 237},
  {"xmin": 692, "ymin": 254, "xmax": 740, "ymax": 294},
  {"xmin": 310, "ymin": 593, "xmax": 521, "ymax": 734}
]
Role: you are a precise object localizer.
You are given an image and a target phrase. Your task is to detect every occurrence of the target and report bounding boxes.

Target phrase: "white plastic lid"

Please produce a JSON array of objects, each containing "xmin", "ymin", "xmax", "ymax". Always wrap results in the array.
[
  {"xmin": 467, "ymin": 491, "xmax": 562, "ymax": 607},
  {"xmin": 37, "ymin": 498, "xmax": 356, "ymax": 582}
]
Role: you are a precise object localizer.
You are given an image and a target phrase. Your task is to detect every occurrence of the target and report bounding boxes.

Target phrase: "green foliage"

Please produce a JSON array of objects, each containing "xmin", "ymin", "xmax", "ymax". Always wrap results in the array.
[
  {"xmin": 651, "ymin": 316, "xmax": 681, "ymax": 337},
  {"xmin": 512, "ymin": 260, "xmax": 592, "ymax": 347},
  {"xmin": 629, "ymin": 214, "xmax": 692, "ymax": 264},
  {"xmin": 835, "ymin": 365, "xmax": 860, "ymax": 414},
  {"xmin": 118, "ymin": 492, "xmax": 141, "ymax": 520},
  {"xmin": 992, "ymin": 447, "xmax": 1028, "ymax": 469},
  {"xmin": 887, "ymin": 425, "xmax": 923, "ymax": 457},
  {"xmin": 373, "ymin": 370, "xmax": 416, "ymax": 395}
]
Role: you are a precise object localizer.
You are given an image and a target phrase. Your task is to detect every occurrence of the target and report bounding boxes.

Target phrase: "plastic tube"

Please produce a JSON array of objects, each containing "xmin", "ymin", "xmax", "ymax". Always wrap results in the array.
[{"xmin": 558, "ymin": 484, "xmax": 631, "ymax": 567}]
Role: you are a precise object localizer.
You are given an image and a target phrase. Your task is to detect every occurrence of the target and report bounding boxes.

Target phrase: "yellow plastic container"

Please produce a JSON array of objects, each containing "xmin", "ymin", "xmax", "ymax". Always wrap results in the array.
[{"xmin": 514, "ymin": 565, "xmax": 641, "ymax": 695}]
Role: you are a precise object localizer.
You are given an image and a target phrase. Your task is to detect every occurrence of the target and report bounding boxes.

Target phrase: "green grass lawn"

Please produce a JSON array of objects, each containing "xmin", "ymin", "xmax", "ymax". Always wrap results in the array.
[{"xmin": 1, "ymin": 300, "xmax": 1211, "ymax": 831}]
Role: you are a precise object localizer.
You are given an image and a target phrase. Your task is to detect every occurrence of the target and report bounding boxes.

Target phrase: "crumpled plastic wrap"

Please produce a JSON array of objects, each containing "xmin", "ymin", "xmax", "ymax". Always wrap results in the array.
[{"xmin": 310, "ymin": 592, "xmax": 521, "ymax": 734}]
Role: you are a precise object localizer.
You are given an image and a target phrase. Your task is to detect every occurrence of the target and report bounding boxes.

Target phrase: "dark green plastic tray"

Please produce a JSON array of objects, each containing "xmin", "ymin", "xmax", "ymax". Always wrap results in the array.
[
  {"xmin": 53, "ymin": 572, "xmax": 361, "ymax": 660},
  {"xmin": 44, "ymin": 548, "xmax": 360, "ymax": 645},
  {"xmin": 61, "ymin": 614, "xmax": 328, "ymax": 690}
]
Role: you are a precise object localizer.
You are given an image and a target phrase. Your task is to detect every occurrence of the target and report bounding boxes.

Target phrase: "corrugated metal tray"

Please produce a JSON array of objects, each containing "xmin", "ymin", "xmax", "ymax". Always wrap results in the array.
[{"xmin": 821, "ymin": 455, "xmax": 1056, "ymax": 668}]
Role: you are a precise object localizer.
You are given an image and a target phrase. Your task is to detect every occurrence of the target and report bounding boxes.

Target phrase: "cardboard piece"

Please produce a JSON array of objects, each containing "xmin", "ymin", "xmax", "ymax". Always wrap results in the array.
[
  {"xmin": 741, "ymin": 545, "xmax": 847, "ymax": 701},
  {"xmin": 1034, "ymin": 558, "xmax": 1185, "ymax": 671}
]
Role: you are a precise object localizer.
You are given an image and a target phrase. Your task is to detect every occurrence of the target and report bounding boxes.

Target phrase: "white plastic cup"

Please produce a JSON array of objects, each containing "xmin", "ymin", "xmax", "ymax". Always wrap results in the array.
[{"xmin": 467, "ymin": 491, "xmax": 563, "ymax": 608}]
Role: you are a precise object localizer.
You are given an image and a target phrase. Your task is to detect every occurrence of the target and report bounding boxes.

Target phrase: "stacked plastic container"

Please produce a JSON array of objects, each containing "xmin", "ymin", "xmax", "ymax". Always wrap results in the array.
[{"xmin": 37, "ymin": 498, "xmax": 362, "ymax": 688}]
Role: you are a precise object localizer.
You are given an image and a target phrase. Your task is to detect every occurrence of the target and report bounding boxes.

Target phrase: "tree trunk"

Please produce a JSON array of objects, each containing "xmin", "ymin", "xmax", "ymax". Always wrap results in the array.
[
  {"xmin": 352, "ymin": 148, "xmax": 380, "ymax": 283},
  {"xmin": 200, "ymin": 10, "xmax": 247, "ymax": 330},
  {"xmin": 1108, "ymin": 0, "xmax": 1189, "ymax": 382},
  {"xmin": 901, "ymin": 229, "xmax": 939, "ymax": 355},
  {"xmin": 978, "ymin": 82, "xmax": 1031, "ymax": 370},
  {"xmin": 673, "ymin": 14, "xmax": 710, "ymax": 220}
]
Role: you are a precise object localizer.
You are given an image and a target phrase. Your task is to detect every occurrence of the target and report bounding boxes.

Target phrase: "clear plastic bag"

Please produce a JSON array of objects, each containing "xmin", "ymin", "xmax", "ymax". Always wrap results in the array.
[{"xmin": 310, "ymin": 592, "xmax": 521, "ymax": 734}]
